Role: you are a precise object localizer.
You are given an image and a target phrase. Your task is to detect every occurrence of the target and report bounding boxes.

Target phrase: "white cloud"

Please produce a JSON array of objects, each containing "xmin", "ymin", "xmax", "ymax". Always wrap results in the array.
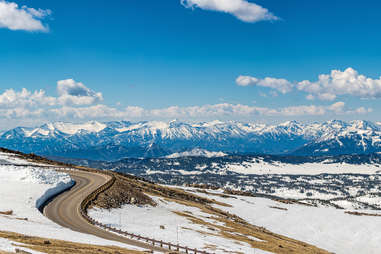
[
  {"xmin": 50, "ymin": 102, "xmax": 369, "ymax": 121},
  {"xmin": 306, "ymin": 94, "xmax": 315, "ymax": 100},
  {"xmin": 236, "ymin": 75, "xmax": 293, "ymax": 94},
  {"xmin": 0, "ymin": 88, "xmax": 55, "ymax": 108},
  {"xmin": 0, "ymin": 81, "xmax": 372, "ymax": 128},
  {"xmin": 0, "ymin": 79, "xmax": 101, "ymax": 111},
  {"xmin": 0, "ymin": 1, "xmax": 50, "ymax": 31},
  {"xmin": 328, "ymin": 101, "xmax": 345, "ymax": 114},
  {"xmin": 297, "ymin": 68, "xmax": 381, "ymax": 100},
  {"xmin": 181, "ymin": 0, "xmax": 278, "ymax": 23},
  {"xmin": 57, "ymin": 79, "xmax": 103, "ymax": 106},
  {"xmin": 238, "ymin": 68, "xmax": 381, "ymax": 100}
]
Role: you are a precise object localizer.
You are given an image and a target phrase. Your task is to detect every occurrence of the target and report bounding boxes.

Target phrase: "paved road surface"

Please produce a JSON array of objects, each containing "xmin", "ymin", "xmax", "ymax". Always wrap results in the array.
[{"xmin": 43, "ymin": 170, "xmax": 167, "ymax": 252}]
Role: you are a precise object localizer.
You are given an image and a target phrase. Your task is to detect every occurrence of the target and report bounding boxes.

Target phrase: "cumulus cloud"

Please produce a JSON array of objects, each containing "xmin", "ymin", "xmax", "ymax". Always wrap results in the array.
[
  {"xmin": 0, "ymin": 1, "xmax": 51, "ymax": 31},
  {"xmin": 297, "ymin": 68, "xmax": 381, "ymax": 100},
  {"xmin": 0, "ymin": 80, "xmax": 372, "ymax": 128},
  {"xmin": 236, "ymin": 75, "xmax": 293, "ymax": 94},
  {"xmin": 181, "ymin": 0, "xmax": 278, "ymax": 23},
  {"xmin": 238, "ymin": 68, "xmax": 381, "ymax": 100},
  {"xmin": 0, "ymin": 88, "xmax": 55, "ymax": 108},
  {"xmin": 0, "ymin": 79, "xmax": 103, "ymax": 121},
  {"xmin": 57, "ymin": 79, "xmax": 103, "ymax": 106}
]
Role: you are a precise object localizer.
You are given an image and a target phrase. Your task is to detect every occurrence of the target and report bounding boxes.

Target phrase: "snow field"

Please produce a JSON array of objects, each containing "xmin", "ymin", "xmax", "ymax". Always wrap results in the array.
[
  {"xmin": 89, "ymin": 196, "xmax": 263, "ymax": 253},
  {"xmin": 183, "ymin": 187, "xmax": 381, "ymax": 254},
  {"xmin": 224, "ymin": 160, "xmax": 381, "ymax": 175},
  {"xmin": 0, "ymin": 153, "xmax": 146, "ymax": 252}
]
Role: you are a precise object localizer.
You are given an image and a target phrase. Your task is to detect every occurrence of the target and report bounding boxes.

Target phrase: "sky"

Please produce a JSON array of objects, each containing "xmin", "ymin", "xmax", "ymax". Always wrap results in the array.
[{"xmin": 0, "ymin": 0, "xmax": 381, "ymax": 128}]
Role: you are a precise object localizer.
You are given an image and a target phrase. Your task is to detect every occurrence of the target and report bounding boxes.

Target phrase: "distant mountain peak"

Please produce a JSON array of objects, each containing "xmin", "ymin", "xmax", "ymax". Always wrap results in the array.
[{"xmin": 0, "ymin": 119, "xmax": 380, "ymax": 160}]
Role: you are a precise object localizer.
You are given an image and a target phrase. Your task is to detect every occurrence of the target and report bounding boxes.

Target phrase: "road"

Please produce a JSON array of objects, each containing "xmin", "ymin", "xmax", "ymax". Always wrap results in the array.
[{"xmin": 43, "ymin": 170, "xmax": 167, "ymax": 252}]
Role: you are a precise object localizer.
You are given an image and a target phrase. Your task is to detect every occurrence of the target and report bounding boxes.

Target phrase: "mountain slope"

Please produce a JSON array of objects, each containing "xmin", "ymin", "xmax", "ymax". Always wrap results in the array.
[{"xmin": 0, "ymin": 120, "xmax": 380, "ymax": 160}]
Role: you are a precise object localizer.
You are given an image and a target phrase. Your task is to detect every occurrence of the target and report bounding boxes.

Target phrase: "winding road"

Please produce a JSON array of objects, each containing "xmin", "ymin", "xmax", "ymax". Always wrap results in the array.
[{"xmin": 43, "ymin": 170, "xmax": 167, "ymax": 252}]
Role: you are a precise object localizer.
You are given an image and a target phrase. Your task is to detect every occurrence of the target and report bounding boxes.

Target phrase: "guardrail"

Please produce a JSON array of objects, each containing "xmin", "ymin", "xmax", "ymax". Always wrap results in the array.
[{"xmin": 78, "ymin": 170, "xmax": 213, "ymax": 254}]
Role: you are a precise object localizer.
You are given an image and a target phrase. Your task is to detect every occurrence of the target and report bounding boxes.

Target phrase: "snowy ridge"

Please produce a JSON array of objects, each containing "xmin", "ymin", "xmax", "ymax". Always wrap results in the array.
[
  {"xmin": 165, "ymin": 148, "xmax": 227, "ymax": 158},
  {"xmin": 21, "ymin": 121, "xmax": 107, "ymax": 137},
  {"xmin": 0, "ymin": 120, "xmax": 381, "ymax": 160}
]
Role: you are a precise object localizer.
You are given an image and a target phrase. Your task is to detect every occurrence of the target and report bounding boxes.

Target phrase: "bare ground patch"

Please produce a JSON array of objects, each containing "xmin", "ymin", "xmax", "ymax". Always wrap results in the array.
[
  {"xmin": 345, "ymin": 211, "xmax": 381, "ymax": 217},
  {"xmin": 0, "ymin": 231, "xmax": 144, "ymax": 254}
]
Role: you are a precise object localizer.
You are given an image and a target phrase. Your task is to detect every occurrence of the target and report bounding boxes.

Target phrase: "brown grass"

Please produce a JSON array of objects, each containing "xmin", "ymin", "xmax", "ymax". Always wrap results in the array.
[
  {"xmin": 166, "ymin": 197, "xmax": 331, "ymax": 254},
  {"xmin": 91, "ymin": 178, "xmax": 157, "ymax": 209},
  {"xmin": 94, "ymin": 172, "xmax": 231, "ymax": 209},
  {"xmin": 269, "ymin": 206, "xmax": 288, "ymax": 211},
  {"xmin": 193, "ymin": 189, "xmax": 236, "ymax": 199},
  {"xmin": 345, "ymin": 211, "xmax": 381, "ymax": 217},
  {"xmin": 274, "ymin": 199, "xmax": 314, "ymax": 207},
  {"xmin": 0, "ymin": 211, "xmax": 13, "ymax": 216},
  {"xmin": 0, "ymin": 231, "xmax": 144, "ymax": 254},
  {"xmin": 93, "ymin": 171, "xmax": 331, "ymax": 253}
]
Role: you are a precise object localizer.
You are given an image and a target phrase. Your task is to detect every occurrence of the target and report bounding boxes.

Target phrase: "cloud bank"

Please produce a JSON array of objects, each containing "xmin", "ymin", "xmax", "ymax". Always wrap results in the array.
[
  {"xmin": 181, "ymin": 0, "xmax": 278, "ymax": 23},
  {"xmin": 0, "ymin": 76, "xmax": 372, "ymax": 128},
  {"xmin": 237, "ymin": 68, "xmax": 381, "ymax": 101},
  {"xmin": 0, "ymin": 81, "xmax": 370, "ymax": 125},
  {"xmin": 0, "ymin": 1, "xmax": 50, "ymax": 31}
]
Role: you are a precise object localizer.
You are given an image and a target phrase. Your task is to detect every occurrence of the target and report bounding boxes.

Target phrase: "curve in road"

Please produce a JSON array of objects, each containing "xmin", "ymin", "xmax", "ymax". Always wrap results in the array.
[{"xmin": 43, "ymin": 170, "xmax": 167, "ymax": 252}]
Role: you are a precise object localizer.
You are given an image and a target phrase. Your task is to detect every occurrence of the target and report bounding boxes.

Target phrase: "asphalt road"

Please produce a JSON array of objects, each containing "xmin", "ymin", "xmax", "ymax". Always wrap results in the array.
[{"xmin": 43, "ymin": 170, "xmax": 167, "ymax": 252}]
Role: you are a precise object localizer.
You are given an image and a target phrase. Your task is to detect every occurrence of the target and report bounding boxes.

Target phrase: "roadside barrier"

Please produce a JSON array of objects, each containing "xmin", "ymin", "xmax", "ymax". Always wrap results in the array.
[{"xmin": 78, "ymin": 170, "xmax": 213, "ymax": 254}]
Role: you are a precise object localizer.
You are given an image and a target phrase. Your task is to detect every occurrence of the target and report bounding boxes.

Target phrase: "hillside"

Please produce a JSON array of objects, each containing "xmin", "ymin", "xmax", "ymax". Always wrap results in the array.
[
  {"xmin": 0, "ymin": 149, "xmax": 147, "ymax": 253},
  {"xmin": 0, "ymin": 148, "xmax": 335, "ymax": 253}
]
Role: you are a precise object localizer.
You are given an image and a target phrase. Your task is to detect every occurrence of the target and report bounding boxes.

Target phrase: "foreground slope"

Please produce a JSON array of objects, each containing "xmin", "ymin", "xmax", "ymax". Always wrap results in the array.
[
  {"xmin": 0, "ymin": 148, "xmax": 332, "ymax": 253},
  {"xmin": 43, "ymin": 169, "xmax": 169, "ymax": 252},
  {"xmin": 0, "ymin": 149, "xmax": 149, "ymax": 253}
]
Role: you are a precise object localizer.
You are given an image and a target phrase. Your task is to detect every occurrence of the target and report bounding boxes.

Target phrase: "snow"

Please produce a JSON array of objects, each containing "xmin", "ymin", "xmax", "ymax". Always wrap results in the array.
[
  {"xmin": 0, "ymin": 238, "xmax": 18, "ymax": 253},
  {"xmin": 0, "ymin": 238, "xmax": 44, "ymax": 254},
  {"xmin": 89, "ymin": 181, "xmax": 381, "ymax": 253},
  {"xmin": 22, "ymin": 121, "xmax": 107, "ymax": 136},
  {"xmin": 3, "ymin": 120, "xmax": 381, "ymax": 160},
  {"xmin": 89, "ymin": 196, "xmax": 264, "ymax": 254},
  {"xmin": 51, "ymin": 121, "xmax": 107, "ymax": 134},
  {"xmin": 224, "ymin": 159, "xmax": 381, "ymax": 175},
  {"xmin": 166, "ymin": 148, "xmax": 227, "ymax": 158},
  {"xmin": 116, "ymin": 121, "xmax": 169, "ymax": 133},
  {"xmin": 0, "ymin": 152, "xmax": 146, "ymax": 252},
  {"xmin": 182, "ymin": 187, "xmax": 381, "ymax": 254}
]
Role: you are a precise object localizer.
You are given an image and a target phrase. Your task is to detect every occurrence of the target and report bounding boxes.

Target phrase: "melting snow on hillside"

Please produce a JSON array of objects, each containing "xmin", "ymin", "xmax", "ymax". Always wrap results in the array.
[
  {"xmin": 89, "ymin": 185, "xmax": 381, "ymax": 254},
  {"xmin": 89, "ymin": 196, "xmax": 263, "ymax": 253},
  {"xmin": 185, "ymin": 187, "xmax": 381, "ymax": 254},
  {"xmin": 223, "ymin": 158, "xmax": 381, "ymax": 175},
  {"xmin": 0, "ymin": 152, "xmax": 145, "ymax": 253}
]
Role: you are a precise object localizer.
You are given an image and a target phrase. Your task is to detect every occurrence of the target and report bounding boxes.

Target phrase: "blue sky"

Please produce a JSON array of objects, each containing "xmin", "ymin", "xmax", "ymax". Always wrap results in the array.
[{"xmin": 0, "ymin": 0, "xmax": 380, "ymax": 128}]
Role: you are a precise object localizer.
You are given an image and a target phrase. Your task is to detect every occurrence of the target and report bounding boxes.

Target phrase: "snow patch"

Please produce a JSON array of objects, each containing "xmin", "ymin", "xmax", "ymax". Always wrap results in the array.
[
  {"xmin": 0, "ymin": 151, "xmax": 145, "ymax": 252},
  {"xmin": 166, "ymin": 148, "xmax": 227, "ymax": 158}
]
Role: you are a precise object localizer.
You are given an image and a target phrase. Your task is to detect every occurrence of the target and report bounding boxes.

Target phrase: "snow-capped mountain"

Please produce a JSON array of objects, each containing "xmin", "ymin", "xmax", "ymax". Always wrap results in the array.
[{"xmin": 0, "ymin": 120, "xmax": 380, "ymax": 160}]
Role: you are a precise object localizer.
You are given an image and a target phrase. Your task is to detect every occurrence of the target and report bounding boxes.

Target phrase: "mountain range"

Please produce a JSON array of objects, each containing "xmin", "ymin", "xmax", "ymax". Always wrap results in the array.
[{"xmin": 0, "ymin": 120, "xmax": 380, "ymax": 161}]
